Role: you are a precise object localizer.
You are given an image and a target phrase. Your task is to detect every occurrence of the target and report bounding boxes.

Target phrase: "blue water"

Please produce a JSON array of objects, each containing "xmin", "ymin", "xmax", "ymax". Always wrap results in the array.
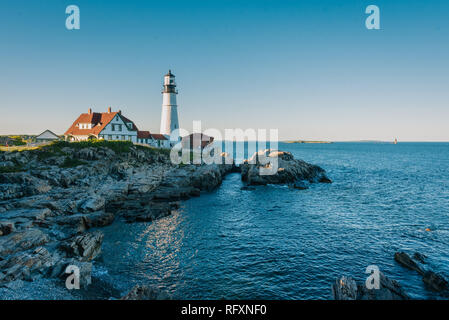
[{"xmin": 98, "ymin": 142, "xmax": 449, "ymax": 299}]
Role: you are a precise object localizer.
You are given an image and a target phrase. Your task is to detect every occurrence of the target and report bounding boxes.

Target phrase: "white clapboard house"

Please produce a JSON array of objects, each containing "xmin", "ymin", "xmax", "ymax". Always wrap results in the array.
[{"xmin": 64, "ymin": 107, "xmax": 170, "ymax": 148}]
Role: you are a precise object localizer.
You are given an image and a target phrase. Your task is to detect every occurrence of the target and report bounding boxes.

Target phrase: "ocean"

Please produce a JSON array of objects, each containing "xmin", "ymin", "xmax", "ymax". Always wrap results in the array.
[{"xmin": 97, "ymin": 142, "xmax": 449, "ymax": 299}]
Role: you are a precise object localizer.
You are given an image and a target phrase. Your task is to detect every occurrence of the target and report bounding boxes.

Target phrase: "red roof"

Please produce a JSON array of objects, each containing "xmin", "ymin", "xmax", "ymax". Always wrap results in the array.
[
  {"xmin": 64, "ymin": 110, "xmax": 138, "ymax": 136},
  {"xmin": 151, "ymin": 134, "xmax": 167, "ymax": 140},
  {"xmin": 137, "ymin": 131, "xmax": 151, "ymax": 139},
  {"xmin": 121, "ymin": 115, "xmax": 139, "ymax": 131}
]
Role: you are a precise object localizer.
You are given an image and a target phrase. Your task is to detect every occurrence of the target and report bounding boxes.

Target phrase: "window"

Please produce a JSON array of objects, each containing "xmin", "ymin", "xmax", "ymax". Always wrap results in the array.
[
  {"xmin": 108, "ymin": 135, "xmax": 112, "ymax": 140},
  {"xmin": 121, "ymin": 135, "xmax": 125, "ymax": 140},
  {"xmin": 111, "ymin": 124, "xmax": 115, "ymax": 131},
  {"xmin": 118, "ymin": 124, "xmax": 122, "ymax": 131}
]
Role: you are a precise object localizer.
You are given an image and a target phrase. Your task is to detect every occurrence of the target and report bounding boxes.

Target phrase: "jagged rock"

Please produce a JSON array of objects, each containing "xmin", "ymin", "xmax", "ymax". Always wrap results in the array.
[
  {"xmin": 0, "ymin": 229, "xmax": 49, "ymax": 256},
  {"xmin": 0, "ymin": 221, "xmax": 14, "ymax": 236},
  {"xmin": 122, "ymin": 202, "xmax": 176, "ymax": 223},
  {"xmin": 120, "ymin": 285, "xmax": 171, "ymax": 300},
  {"xmin": 53, "ymin": 211, "xmax": 115, "ymax": 234},
  {"xmin": 394, "ymin": 251, "xmax": 424, "ymax": 275},
  {"xmin": 422, "ymin": 271, "xmax": 449, "ymax": 292},
  {"xmin": 60, "ymin": 260, "xmax": 92, "ymax": 288},
  {"xmin": 0, "ymin": 247, "xmax": 55, "ymax": 283},
  {"xmin": 78, "ymin": 195, "xmax": 106, "ymax": 213},
  {"xmin": 152, "ymin": 186, "xmax": 201, "ymax": 201},
  {"xmin": 0, "ymin": 184, "xmax": 24, "ymax": 201},
  {"xmin": 0, "ymin": 173, "xmax": 51, "ymax": 200},
  {"xmin": 241, "ymin": 149, "xmax": 331, "ymax": 186},
  {"xmin": 190, "ymin": 164, "xmax": 228, "ymax": 191},
  {"xmin": 293, "ymin": 181, "xmax": 309, "ymax": 190},
  {"xmin": 0, "ymin": 145, "xmax": 237, "ymax": 292},
  {"xmin": 53, "ymin": 214, "xmax": 88, "ymax": 235},
  {"xmin": 358, "ymin": 272, "xmax": 409, "ymax": 300},
  {"xmin": 75, "ymin": 148, "xmax": 98, "ymax": 161},
  {"xmin": 83, "ymin": 211, "xmax": 115, "ymax": 228},
  {"xmin": 0, "ymin": 161, "xmax": 15, "ymax": 168},
  {"xmin": 413, "ymin": 252, "xmax": 427, "ymax": 264},
  {"xmin": 1, "ymin": 208, "xmax": 53, "ymax": 222},
  {"xmin": 395, "ymin": 251, "xmax": 448, "ymax": 294},
  {"xmin": 331, "ymin": 276, "xmax": 358, "ymax": 300},
  {"xmin": 332, "ymin": 272, "xmax": 409, "ymax": 300},
  {"xmin": 39, "ymin": 199, "xmax": 77, "ymax": 214},
  {"xmin": 59, "ymin": 231, "xmax": 104, "ymax": 261}
]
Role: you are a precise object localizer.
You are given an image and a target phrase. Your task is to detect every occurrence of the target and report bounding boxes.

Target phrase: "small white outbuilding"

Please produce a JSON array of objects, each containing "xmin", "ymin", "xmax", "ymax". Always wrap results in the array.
[{"xmin": 36, "ymin": 130, "xmax": 60, "ymax": 142}]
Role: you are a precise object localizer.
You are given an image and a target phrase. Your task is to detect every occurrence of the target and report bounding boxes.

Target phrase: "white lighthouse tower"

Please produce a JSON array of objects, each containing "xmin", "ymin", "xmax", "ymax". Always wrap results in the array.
[{"xmin": 160, "ymin": 70, "xmax": 179, "ymax": 141}]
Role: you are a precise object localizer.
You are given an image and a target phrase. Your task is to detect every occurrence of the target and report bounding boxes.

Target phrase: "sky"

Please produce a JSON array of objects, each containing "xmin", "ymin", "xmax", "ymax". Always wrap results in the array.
[{"xmin": 0, "ymin": 0, "xmax": 448, "ymax": 141}]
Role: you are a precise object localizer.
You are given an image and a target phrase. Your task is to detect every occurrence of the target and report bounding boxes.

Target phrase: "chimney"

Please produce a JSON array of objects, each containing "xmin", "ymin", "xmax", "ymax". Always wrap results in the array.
[
  {"xmin": 118, "ymin": 110, "xmax": 122, "ymax": 115},
  {"xmin": 108, "ymin": 107, "xmax": 111, "ymax": 113},
  {"xmin": 88, "ymin": 108, "xmax": 92, "ymax": 115}
]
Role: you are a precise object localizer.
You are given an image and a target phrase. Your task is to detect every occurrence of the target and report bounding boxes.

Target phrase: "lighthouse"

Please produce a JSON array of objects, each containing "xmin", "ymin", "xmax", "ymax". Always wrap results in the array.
[{"xmin": 160, "ymin": 70, "xmax": 179, "ymax": 141}]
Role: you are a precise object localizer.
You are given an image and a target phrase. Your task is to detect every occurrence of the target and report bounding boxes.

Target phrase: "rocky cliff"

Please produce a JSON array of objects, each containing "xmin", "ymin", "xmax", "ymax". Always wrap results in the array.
[
  {"xmin": 0, "ymin": 141, "xmax": 235, "ymax": 298},
  {"xmin": 240, "ymin": 149, "xmax": 331, "ymax": 187}
]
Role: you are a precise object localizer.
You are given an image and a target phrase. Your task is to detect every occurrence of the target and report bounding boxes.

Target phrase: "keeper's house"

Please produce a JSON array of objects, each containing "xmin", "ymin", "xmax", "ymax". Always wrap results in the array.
[{"xmin": 64, "ymin": 107, "xmax": 169, "ymax": 148}]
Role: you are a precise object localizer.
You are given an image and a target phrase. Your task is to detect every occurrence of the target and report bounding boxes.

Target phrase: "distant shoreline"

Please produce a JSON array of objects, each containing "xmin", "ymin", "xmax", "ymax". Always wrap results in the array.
[{"xmin": 284, "ymin": 140, "xmax": 333, "ymax": 144}]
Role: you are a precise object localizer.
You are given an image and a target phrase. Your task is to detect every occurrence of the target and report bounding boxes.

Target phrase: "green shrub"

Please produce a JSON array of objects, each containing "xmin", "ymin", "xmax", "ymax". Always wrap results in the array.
[
  {"xmin": 45, "ymin": 140, "xmax": 135, "ymax": 154},
  {"xmin": 59, "ymin": 157, "xmax": 87, "ymax": 168}
]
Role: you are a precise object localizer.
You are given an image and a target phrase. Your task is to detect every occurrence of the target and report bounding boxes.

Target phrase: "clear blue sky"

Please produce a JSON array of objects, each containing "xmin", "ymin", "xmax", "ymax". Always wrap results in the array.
[{"xmin": 0, "ymin": 0, "xmax": 448, "ymax": 141}]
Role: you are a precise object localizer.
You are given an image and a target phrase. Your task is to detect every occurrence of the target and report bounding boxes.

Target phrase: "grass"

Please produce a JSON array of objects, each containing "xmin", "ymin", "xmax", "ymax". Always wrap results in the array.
[
  {"xmin": 46, "ymin": 140, "xmax": 135, "ymax": 153},
  {"xmin": 1, "ymin": 140, "xmax": 171, "ymax": 158},
  {"xmin": 59, "ymin": 157, "xmax": 87, "ymax": 168}
]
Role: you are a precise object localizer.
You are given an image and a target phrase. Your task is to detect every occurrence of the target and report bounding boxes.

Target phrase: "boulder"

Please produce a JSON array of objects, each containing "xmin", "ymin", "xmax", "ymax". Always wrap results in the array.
[
  {"xmin": 122, "ymin": 202, "xmax": 175, "ymax": 223},
  {"xmin": 331, "ymin": 276, "xmax": 358, "ymax": 300},
  {"xmin": 59, "ymin": 231, "xmax": 104, "ymax": 261},
  {"xmin": 0, "ymin": 221, "xmax": 15, "ymax": 236},
  {"xmin": 0, "ymin": 247, "xmax": 55, "ymax": 283},
  {"xmin": 60, "ymin": 260, "xmax": 93, "ymax": 288},
  {"xmin": 394, "ymin": 251, "xmax": 424, "ymax": 275},
  {"xmin": 395, "ymin": 251, "xmax": 448, "ymax": 294},
  {"xmin": 293, "ymin": 181, "xmax": 309, "ymax": 190},
  {"xmin": 53, "ymin": 214, "xmax": 88, "ymax": 235},
  {"xmin": 332, "ymin": 272, "xmax": 409, "ymax": 300},
  {"xmin": 1, "ymin": 208, "xmax": 53, "ymax": 222},
  {"xmin": 120, "ymin": 285, "xmax": 171, "ymax": 300},
  {"xmin": 413, "ymin": 252, "xmax": 427, "ymax": 264},
  {"xmin": 83, "ymin": 211, "xmax": 115, "ymax": 228},
  {"xmin": 422, "ymin": 271, "xmax": 449, "ymax": 292},
  {"xmin": 78, "ymin": 195, "xmax": 106, "ymax": 213},
  {"xmin": 0, "ymin": 173, "xmax": 51, "ymax": 200},
  {"xmin": 0, "ymin": 228, "xmax": 49, "ymax": 256},
  {"xmin": 240, "ymin": 149, "xmax": 331, "ymax": 186},
  {"xmin": 358, "ymin": 271, "xmax": 409, "ymax": 300}
]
